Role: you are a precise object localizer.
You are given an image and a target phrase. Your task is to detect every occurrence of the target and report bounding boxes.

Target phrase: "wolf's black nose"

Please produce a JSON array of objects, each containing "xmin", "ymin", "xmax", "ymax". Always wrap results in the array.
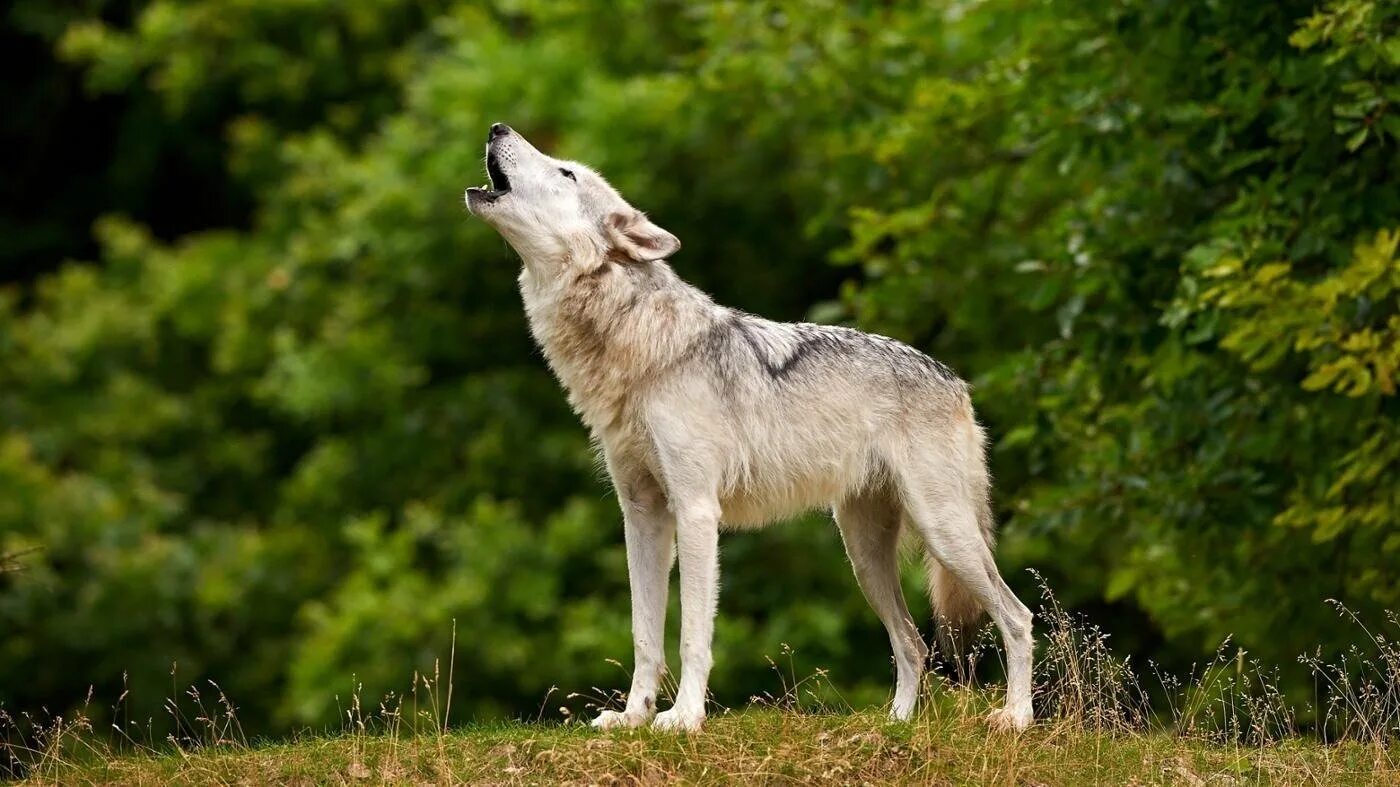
[{"xmin": 489, "ymin": 123, "xmax": 511, "ymax": 142}]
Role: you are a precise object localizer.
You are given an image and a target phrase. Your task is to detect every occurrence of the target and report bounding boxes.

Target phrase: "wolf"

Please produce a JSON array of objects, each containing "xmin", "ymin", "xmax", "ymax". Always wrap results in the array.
[{"xmin": 465, "ymin": 123, "xmax": 1034, "ymax": 733}]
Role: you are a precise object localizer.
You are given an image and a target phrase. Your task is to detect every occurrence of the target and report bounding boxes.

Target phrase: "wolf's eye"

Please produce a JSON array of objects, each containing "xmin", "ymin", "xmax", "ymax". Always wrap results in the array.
[{"xmin": 559, "ymin": 168, "xmax": 576, "ymax": 181}]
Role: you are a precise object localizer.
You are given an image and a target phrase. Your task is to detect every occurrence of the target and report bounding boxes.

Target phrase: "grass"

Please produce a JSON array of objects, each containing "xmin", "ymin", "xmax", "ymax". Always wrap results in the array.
[
  {"xmin": 11, "ymin": 705, "xmax": 1397, "ymax": 785},
  {"xmin": 5, "ymin": 584, "xmax": 1398, "ymax": 784}
]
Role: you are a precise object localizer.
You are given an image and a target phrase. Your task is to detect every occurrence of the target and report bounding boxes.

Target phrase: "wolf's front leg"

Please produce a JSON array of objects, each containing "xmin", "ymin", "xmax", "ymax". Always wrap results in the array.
[
  {"xmin": 592, "ymin": 483, "xmax": 676, "ymax": 731},
  {"xmin": 652, "ymin": 500, "xmax": 720, "ymax": 733}
]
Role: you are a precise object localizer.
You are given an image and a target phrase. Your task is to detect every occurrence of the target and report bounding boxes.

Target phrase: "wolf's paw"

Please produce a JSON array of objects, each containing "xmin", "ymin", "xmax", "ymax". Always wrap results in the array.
[
  {"xmin": 986, "ymin": 706, "xmax": 1033, "ymax": 733},
  {"xmin": 591, "ymin": 709, "xmax": 649, "ymax": 731},
  {"xmin": 652, "ymin": 706, "xmax": 704, "ymax": 733},
  {"xmin": 890, "ymin": 690, "xmax": 919, "ymax": 722}
]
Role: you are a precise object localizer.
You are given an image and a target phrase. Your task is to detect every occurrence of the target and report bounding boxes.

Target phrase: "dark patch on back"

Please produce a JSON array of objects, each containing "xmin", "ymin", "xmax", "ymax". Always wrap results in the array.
[
  {"xmin": 726, "ymin": 311, "xmax": 962, "ymax": 387},
  {"xmin": 730, "ymin": 315, "xmax": 840, "ymax": 381}
]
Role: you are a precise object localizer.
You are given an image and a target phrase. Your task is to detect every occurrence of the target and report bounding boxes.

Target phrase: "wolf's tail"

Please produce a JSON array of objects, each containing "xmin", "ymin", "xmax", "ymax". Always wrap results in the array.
[
  {"xmin": 924, "ymin": 429, "xmax": 997, "ymax": 662},
  {"xmin": 926, "ymin": 498, "xmax": 995, "ymax": 658}
]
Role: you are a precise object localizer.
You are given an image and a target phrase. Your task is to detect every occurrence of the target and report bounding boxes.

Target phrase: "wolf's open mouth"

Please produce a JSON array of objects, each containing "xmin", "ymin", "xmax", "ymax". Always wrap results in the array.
[
  {"xmin": 485, "ymin": 152, "xmax": 511, "ymax": 195},
  {"xmin": 467, "ymin": 151, "xmax": 512, "ymax": 204}
]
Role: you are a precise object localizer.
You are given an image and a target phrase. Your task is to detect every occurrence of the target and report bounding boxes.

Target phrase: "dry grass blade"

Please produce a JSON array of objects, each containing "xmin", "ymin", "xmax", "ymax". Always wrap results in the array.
[{"xmin": 3, "ymin": 588, "xmax": 1397, "ymax": 784}]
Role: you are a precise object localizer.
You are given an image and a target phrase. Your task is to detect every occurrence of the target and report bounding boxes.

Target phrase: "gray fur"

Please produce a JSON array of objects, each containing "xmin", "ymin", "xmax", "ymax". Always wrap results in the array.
[{"xmin": 466, "ymin": 124, "xmax": 1034, "ymax": 732}]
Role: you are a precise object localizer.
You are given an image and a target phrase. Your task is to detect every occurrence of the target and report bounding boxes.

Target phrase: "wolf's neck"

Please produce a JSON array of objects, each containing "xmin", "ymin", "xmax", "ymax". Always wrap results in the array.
[{"xmin": 517, "ymin": 258, "xmax": 716, "ymax": 432}]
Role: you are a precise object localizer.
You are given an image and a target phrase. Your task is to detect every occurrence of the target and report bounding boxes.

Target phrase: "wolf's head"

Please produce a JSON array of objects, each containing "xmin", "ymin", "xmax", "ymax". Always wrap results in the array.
[{"xmin": 465, "ymin": 124, "xmax": 680, "ymax": 268}]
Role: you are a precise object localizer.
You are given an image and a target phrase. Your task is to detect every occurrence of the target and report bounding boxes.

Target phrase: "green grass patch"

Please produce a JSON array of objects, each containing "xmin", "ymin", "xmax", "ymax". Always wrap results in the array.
[{"xmin": 17, "ymin": 708, "xmax": 1397, "ymax": 785}]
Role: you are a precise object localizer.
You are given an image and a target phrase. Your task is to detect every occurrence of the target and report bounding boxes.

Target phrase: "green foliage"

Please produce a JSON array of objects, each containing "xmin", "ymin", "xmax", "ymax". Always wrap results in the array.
[{"xmin": 2, "ymin": 0, "xmax": 1398, "ymax": 736}]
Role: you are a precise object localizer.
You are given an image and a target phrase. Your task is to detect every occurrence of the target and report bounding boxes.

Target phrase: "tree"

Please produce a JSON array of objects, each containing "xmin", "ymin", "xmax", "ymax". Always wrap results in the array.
[{"xmin": 2, "ymin": 0, "xmax": 1396, "ymax": 734}]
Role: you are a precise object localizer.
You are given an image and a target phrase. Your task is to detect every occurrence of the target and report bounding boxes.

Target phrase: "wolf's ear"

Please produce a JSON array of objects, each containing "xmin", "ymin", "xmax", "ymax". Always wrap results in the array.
[{"xmin": 605, "ymin": 211, "xmax": 681, "ymax": 263}]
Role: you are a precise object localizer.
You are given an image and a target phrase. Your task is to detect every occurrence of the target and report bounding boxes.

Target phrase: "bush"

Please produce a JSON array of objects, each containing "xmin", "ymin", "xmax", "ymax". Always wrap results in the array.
[{"xmin": 2, "ymin": 0, "xmax": 1397, "ymax": 735}]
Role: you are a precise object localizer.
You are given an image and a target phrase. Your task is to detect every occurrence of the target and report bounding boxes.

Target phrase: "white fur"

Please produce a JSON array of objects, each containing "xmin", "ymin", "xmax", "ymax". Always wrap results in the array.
[{"xmin": 467, "ymin": 125, "xmax": 1034, "ymax": 733}]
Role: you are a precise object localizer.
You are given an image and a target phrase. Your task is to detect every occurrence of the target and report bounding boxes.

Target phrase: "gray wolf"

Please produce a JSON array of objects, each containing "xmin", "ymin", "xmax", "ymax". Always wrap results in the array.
[{"xmin": 465, "ymin": 123, "xmax": 1034, "ymax": 732}]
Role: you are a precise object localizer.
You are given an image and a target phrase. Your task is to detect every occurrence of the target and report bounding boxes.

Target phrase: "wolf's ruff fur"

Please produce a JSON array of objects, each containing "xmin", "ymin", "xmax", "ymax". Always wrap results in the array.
[{"xmin": 466, "ymin": 124, "xmax": 1034, "ymax": 733}]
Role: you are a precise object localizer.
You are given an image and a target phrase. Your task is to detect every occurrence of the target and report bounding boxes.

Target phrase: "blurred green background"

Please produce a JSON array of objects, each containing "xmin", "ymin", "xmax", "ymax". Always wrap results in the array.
[{"xmin": 1, "ymin": 0, "xmax": 1398, "ymax": 736}]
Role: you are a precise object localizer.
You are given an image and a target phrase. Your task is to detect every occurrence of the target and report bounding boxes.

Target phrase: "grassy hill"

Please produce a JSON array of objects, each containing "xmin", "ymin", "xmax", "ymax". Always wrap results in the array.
[
  {"xmin": 8, "ymin": 604, "xmax": 1398, "ymax": 783},
  {"xmin": 11, "ymin": 706, "xmax": 1396, "ymax": 785}
]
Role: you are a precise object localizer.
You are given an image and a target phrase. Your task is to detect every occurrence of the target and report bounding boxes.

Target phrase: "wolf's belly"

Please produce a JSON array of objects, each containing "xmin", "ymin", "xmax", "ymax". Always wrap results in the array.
[{"xmin": 716, "ymin": 445, "xmax": 878, "ymax": 529}]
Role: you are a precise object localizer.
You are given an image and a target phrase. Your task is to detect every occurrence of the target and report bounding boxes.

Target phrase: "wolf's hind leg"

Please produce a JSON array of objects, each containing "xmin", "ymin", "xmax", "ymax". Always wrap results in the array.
[
  {"xmin": 900, "ymin": 474, "xmax": 1034, "ymax": 731},
  {"xmin": 834, "ymin": 487, "xmax": 927, "ymax": 721}
]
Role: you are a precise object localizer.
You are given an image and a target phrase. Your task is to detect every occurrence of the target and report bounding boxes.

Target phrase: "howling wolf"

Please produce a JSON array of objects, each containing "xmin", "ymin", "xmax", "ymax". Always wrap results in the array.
[{"xmin": 465, "ymin": 123, "xmax": 1033, "ymax": 733}]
